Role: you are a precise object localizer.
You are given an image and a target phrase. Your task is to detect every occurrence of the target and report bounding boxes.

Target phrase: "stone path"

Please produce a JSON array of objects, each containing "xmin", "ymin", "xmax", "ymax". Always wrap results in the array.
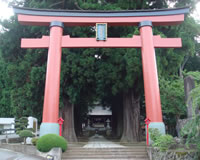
[{"xmin": 83, "ymin": 134, "xmax": 126, "ymax": 148}]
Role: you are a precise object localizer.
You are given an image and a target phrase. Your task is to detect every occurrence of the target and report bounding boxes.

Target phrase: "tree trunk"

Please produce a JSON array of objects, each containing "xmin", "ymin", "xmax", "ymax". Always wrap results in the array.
[
  {"xmin": 61, "ymin": 98, "xmax": 77, "ymax": 142},
  {"xmin": 116, "ymin": 103, "xmax": 123, "ymax": 138},
  {"xmin": 120, "ymin": 89, "xmax": 141, "ymax": 142},
  {"xmin": 179, "ymin": 56, "xmax": 189, "ymax": 78},
  {"xmin": 74, "ymin": 105, "xmax": 83, "ymax": 137},
  {"xmin": 111, "ymin": 94, "xmax": 123, "ymax": 138},
  {"xmin": 111, "ymin": 105, "xmax": 118, "ymax": 137}
]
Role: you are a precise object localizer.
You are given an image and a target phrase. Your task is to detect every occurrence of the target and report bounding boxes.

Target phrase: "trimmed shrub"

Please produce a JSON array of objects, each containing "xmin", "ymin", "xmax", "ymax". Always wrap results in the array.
[
  {"xmin": 36, "ymin": 134, "xmax": 67, "ymax": 152},
  {"xmin": 19, "ymin": 130, "xmax": 34, "ymax": 144},
  {"xmin": 15, "ymin": 117, "xmax": 28, "ymax": 135},
  {"xmin": 26, "ymin": 128, "xmax": 34, "ymax": 132},
  {"xmin": 31, "ymin": 137, "xmax": 39, "ymax": 146},
  {"xmin": 19, "ymin": 130, "xmax": 34, "ymax": 137}
]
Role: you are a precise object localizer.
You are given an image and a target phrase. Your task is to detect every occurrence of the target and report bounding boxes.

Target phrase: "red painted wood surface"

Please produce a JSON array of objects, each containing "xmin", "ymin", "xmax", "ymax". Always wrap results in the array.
[
  {"xmin": 140, "ymin": 25, "xmax": 163, "ymax": 122},
  {"xmin": 42, "ymin": 26, "xmax": 63, "ymax": 123},
  {"xmin": 18, "ymin": 14, "xmax": 184, "ymax": 26},
  {"xmin": 21, "ymin": 35, "xmax": 181, "ymax": 48}
]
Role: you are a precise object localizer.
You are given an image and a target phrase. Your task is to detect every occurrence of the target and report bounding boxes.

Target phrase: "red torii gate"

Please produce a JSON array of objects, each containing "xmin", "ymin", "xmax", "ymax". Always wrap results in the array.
[{"xmin": 13, "ymin": 7, "xmax": 189, "ymax": 138}]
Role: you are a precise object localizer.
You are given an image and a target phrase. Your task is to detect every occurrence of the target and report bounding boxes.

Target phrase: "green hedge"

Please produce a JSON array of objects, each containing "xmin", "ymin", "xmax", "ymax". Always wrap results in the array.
[{"xmin": 36, "ymin": 134, "xmax": 67, "ymax": 152}]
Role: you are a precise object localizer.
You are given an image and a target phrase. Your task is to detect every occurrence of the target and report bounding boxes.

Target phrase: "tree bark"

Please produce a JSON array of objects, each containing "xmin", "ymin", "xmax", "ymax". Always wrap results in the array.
[
  {"xmin": 111, "ymin": 94, "xmax": 123, "ymax": 138},
  {"xmin": 179, "ymin": 56, "xmax": 189, "ymax": 78},
  {"xmin": 120, "ymin": 88, "xmax": 141, "ymax": 142},
  {"xmin": 111, "ymin": 105, "xmax": 118, "ymax": 137},
  {"xmin": 116, "ymin": 103, "xmax": 123, "ymax": 138},
  {"xmin": 61, "ymin": 98, "xmax": 77, "ymax": 142},
  {"xmin": 74, "ymin": 105, "xmax": 83, "ymax": 137}
]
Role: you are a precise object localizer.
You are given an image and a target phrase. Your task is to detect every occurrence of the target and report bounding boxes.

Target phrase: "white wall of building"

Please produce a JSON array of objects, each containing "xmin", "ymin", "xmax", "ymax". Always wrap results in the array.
[
  {"xmin": 0, "ymin": 118, "xmax": 15, "ymax": 134},
  {"xmin": 0, "ymin": 117, "xmax": 38, "ymax": 135}
]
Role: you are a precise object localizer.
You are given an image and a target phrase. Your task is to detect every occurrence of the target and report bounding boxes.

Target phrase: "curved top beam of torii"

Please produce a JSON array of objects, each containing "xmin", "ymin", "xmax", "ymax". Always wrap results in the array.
[{"xmin": 13, "ymin": 6, "xmax": 189, "ymax": 26}]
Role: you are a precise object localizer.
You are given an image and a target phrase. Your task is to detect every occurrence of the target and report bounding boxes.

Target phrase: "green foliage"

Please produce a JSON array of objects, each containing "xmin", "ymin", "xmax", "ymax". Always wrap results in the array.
[
  {"xmin": 188, "ymin": 82, "xmax": 200, "ymax": 114},
  {"xmin": 180, "ymin": 72, "xmax": 200, "ymax": 150},
  {"xmin": 159, "ymin": 77, "xmax": 186, "ymax": 135},
  {"xmin": 185, "ymin": 56, "xmax": 200, "ymax": 72},
  {"xmin": 184, "ymin": 71, "xmax": 200, "ymax": 82},
  {"xmin": 153, "ymin": 134, "xmax": 175, "ymax": 152},
  {"xmin": 31, "ymin": 137, "xmax": 39, "ymax": 146},
  {"xmin": 159, "ymin": 77, "xmax": 186, "ymax": 116},
  {"xmin": 149, "ymin": 128, "xmax": 161, "ymax": 142},
  {"xmin": 181, "ymin": 116, "xmax": 200, "ymax": 145},
  {"xmin": 19, "ymin": 129, "xmax": 34, "ymax": 144},
  {"xmin": 149, "ymin": 128, "xmax": 175, "ymax": 152},
  {"xmin": 15, "ymin": 117, "xmax": 28, "ymax": 134},
  {"xmin": 26, "ymin": 128, "xmax": 34, "ymax": 132},
  {"xmin": 19, "ymin": 130, "xmax": 34, "ymax": 138},
  {"xmin": 36, "ymin": 134, "xmax": 67, "ymax": 152},
  {"xmin": 197, "ymin": 143, "xmax": 200, "ymax": 152}
]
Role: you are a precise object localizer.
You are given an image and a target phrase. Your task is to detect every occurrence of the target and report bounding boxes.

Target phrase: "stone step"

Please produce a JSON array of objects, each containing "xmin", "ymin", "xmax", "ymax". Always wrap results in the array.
[
  {"xmin": 62, "ymin": 157, "xmax": 149, "ymax": 160},
  {"xmin": 68, "ymin": 145, "xmax": 146, "ymax": 147},
  {"xmin": 68, "ymin": 147, "xmax": 146, "ymax": 149},
  {"xmin": 64, "ymin": 141, "xmax": 149, "ymax": 160},
  {"xmin": 68, "ymin": 143, "xmax": 146, "ymax": 146},
  {"xmin": 62, "ymin": 155, "xmax": 148, "ymax": 159},
  {"xmin": 66, "ymin": 150, "xmax": 147, "ymax": 153},
  {"xmin": 62, "ymin": 158, "xmax": 149, "ymax": 160},
  {"xmin": 64, "ymin": 152, "xmax": 148, "ymax": 156},
  {"xmin": 67, "ymin": 148, "xmax": 147, "ymax": 152}
]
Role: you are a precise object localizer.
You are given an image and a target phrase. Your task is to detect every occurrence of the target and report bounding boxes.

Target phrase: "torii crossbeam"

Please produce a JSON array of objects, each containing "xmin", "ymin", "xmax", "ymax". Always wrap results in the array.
[
  {"xmin": 21, "ymin": 35, "xmax": 181, "ymax": 48},
  {"xmin": 13, "ymin": 7, "xmax": 189, "ymax": 140}
]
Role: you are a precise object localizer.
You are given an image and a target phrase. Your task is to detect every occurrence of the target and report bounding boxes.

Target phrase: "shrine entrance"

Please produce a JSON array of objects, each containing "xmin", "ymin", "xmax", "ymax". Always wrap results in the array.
[{"xmin": 13, "ymin": 7, "xmax": 189, "ymax": 142}]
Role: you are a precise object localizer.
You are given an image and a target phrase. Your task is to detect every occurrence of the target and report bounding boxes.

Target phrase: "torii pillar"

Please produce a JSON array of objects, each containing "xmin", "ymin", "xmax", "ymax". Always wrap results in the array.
[
  {"xmin": 40, "ymin": 21, "xmax": 64, "ymax": 136},
  {"xmin": 139, "ymin": 21, "xmax": 165, "ymax": 135}
]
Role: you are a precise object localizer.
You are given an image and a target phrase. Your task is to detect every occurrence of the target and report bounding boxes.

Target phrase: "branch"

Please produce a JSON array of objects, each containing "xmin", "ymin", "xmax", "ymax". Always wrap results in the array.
[
  {"xmin": 49, "ymin": 1, "xmax": 64, "ymax": 8},
  {"xmin": 179, "ymin": 56, "xmax": 190, "ymax": 78},
  {"xmin": 74, "ymin": 1, "xmax": 84, "ymax": 10}
]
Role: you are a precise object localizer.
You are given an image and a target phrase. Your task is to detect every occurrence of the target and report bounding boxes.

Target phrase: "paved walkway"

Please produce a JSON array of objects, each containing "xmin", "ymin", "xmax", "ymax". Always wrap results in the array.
[
  {"xmin": 83, "ymin": 134, "xmax": 126, "ymax": 148},
  {"xmin": 0, "ymin": 148, "xmax": 44, "ymax": 160}
]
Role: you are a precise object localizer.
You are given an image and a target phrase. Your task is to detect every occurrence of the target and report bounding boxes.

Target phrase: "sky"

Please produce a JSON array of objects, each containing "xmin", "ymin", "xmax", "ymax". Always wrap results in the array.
[
  {"xmin": 0, "ymin": 0, "xmax": 13, "ymax": 20},
  {"xmin": 0, "ymin": 0, "xmax": 200, "ymax": 21}
]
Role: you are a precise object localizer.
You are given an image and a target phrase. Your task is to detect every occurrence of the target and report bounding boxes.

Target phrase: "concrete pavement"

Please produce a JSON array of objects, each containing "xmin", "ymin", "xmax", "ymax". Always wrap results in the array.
[{"xmin": 0, "ymin": 148, "xmax": 44, "ymax": 160}]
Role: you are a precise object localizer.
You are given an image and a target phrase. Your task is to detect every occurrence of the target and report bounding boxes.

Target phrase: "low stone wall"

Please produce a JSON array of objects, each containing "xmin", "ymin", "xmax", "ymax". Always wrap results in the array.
[
  {"xmin": 0, "ymin": 143, "xmax": 62, "ymax": 160},
  {"xmin": 147, "ymin": 147, "xmax": 199, "ymax": 160},
  {"xmin": 0, "ymin": 137, "xmax": 23, "ymax": 143}
]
